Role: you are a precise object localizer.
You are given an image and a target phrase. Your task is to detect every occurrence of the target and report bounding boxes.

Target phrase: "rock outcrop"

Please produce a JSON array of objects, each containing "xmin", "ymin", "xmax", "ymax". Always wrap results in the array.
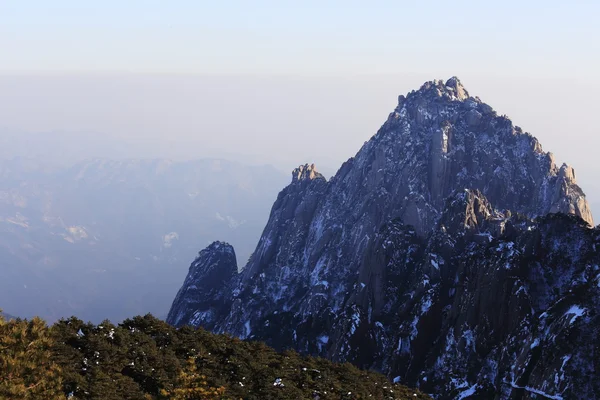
[
  {"xmin": 166, "ymin": 241, "xmax": 237, "ymax": 329},
  {"xmin": 168, "ymin": 77, "xmax": 598, "ymax": 399},
  {"xmin": 344, "ymin": 193, "xmax": 600, "ymax": 399}
]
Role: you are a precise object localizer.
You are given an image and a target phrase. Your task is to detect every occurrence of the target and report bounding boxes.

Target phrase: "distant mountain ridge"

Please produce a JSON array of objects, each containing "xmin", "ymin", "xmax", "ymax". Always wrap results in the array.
[
  {"xmin": 0, "ymin": 157, "xmax": 288, "ymax": 322},
  {"xmin": 169, "ymin": 78, "xmax": 598, "ymax": 399},
  {"xmin": 0, "ymin": 311, "xmax": 16, "ymax": 320}
]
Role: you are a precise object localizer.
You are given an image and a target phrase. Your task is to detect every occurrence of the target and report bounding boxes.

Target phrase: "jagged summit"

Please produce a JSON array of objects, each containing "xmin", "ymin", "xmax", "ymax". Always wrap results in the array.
[
  {"xmin": 292, "ymin": 163, "xmax": 324, "ymax": 182},
  {"xmin": 375, "ymin": 76, "xmax": 593, "ymax": 229},
  {"xmin": 401, "ymin": 76, "xmax": 472, "ymax": 107},
  {"xmin": 204, "ymin": 240, "xmax": 235, "ymax": 253},
  {"xmin": 559, "ymin": 162, "xmax": 576, "ymax": 181},
  {"xmin": 445, "ymin": 75, "xmax": 463, "ymax": 88},
  {"xmin": 168, "ymin": 78, "xmax": 598, "ymax": 399},
  {"xmin": 166, "ymin": 240, "xmax": 237, "ymax": 328},
  {"xmin": 444, "ymin": 76, "xmax": 469, "ymax": 99}
]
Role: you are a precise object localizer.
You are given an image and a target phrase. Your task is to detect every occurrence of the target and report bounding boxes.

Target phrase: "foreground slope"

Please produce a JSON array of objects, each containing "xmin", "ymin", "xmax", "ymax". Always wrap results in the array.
[
  {"xmin": 0, "ymin": 313, "xmax": 429, "ymax": 399},
  {"xmin": 169, "ymin": 78, "xmax": 597, "ymax": 399}
]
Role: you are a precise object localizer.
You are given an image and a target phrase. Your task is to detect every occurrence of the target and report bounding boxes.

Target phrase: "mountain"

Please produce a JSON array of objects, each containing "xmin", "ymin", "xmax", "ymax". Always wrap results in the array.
[
  {"xmin": 168, "ymin": 77, "xmax": 598, "ymax": 399},
  {"xmin": 0, "ymin": 158, "xmax": 288, "ymax": 323},
  {"xmin": 0, "ymin": 311, "xmax": 16, "ymax": 320}
]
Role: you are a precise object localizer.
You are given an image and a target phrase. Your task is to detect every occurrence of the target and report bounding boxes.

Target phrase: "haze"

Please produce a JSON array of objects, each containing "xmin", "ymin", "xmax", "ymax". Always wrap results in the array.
[{"xmin": 1, "ymin": 0, "xmax": 599, "ymax": 219}]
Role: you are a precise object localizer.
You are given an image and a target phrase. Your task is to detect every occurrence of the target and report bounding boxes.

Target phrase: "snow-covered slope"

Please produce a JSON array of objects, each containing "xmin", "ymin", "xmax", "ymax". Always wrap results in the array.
[{"xmin": 168, "ymin": 78, "xmax": 597, "ymax": 399}]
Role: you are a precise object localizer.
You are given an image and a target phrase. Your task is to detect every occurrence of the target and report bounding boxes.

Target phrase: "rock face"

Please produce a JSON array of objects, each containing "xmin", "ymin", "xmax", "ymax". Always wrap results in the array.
[
  {"xmin": 167, "ymin": 241, "xmax": 237, "ymax": 329},
  {"xmin": 168, "ymin": 78, "xmax": 598, "ymax": 399},
  {"xmin": 347, "ymin": 195, "xmax": 600, "ymax": 399}
]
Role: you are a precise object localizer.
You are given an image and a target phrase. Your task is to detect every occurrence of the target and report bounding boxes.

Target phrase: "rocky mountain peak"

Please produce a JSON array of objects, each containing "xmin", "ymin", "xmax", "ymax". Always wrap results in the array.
[
  {"xmin": 205, "ymin": 240, "xmax": 234, "ymax": 252},
  {"xmin": 378, "ymin": 77, "xmax": 593, "ymax": 230},
  {"xmin": 407, "ymin": 76, "xmax": 471, "ymax": 108},
  {"xmin": 168, "ymin": 77, "xmax": 598, "ymax": 399},
  {"xmin": 548, "ymin": 163, "xmax": 593, "ymax": 225},
  {"xmin": 444, "ymin": 76, "xmax": 469, "ymax": 100},
  {"xmin": 292, "ymin": 163, "xmax": 324, "ymax": 183},
  {"xmin": 558, "ymin": 162, "xmax": 576, "ymax": 183},
  {"xmin": 166, "ymin": 240, "xmax": 237, "ymax": 328}
]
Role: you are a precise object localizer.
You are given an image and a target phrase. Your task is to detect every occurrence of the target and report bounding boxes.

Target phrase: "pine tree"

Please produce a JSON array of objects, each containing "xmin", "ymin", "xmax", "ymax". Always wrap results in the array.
[
  {"xmin": 167, "ymin": 357, "xmax": 225, "ymax": 400},
  {"xmin": 0, "ymin": 312, "xmax": 428, "ymax": 399},
  {"xmin": 0, "ymin": 316, "xmax": 64, "ymax": 399}
]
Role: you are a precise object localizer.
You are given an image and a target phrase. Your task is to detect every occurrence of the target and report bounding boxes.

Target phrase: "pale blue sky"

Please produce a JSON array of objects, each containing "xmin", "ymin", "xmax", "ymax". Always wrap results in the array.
[
  {"xmin": 1, "ymin": 1, "xmax": 600, "ymax": 220},
  {"xmin": 1, "ymin": 1, "xmax": 599, "ymax": 78}
]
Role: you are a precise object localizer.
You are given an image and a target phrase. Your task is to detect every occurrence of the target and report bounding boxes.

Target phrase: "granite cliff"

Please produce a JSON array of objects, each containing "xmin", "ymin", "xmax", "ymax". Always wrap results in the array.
[{"xmin": 168, "ymin": 78, "xmax": 597, "ymax": 399}]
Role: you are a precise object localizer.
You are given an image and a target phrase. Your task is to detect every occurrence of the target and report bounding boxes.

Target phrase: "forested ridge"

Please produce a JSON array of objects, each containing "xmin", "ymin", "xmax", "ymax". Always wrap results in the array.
[{"xmin": 0, "ymin": 312, "xmax": 428, "ymax": 399}]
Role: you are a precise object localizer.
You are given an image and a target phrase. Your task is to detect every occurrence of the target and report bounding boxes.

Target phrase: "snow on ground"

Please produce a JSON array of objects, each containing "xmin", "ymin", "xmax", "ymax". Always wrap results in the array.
[
  {"xmin": 456, "ymin": 384, "xmax": 477, "ymax": 400},
  {"xmin": 564, "ymin": 305, "xmax": 586, "ymax": 324}
]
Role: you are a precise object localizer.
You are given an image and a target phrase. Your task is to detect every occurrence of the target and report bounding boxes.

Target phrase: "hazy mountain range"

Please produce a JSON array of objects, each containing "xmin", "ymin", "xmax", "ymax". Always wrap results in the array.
[{"xmin": 0, "ymin": 157, "xmax": 288, "ymax": 323}]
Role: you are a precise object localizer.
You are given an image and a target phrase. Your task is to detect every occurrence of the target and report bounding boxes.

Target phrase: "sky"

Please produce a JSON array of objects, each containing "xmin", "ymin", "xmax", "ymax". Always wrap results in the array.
[
  {"xmin": 1, "ymin": 1, "xmax": 599, "ymax": 77},
  {"xmin": 0, "ymin": 0, "xmax": 599, "ymax": 218}
]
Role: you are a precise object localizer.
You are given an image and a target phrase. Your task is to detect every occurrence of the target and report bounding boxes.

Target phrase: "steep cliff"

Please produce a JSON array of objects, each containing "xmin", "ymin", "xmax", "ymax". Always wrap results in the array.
[
  {"xmin": 168, "ymin": 78, "xmax": 597, "ymax": 399},
  {"xmin": 167, "ymin": 241, "xmax": 237, "ymax": 330}
]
